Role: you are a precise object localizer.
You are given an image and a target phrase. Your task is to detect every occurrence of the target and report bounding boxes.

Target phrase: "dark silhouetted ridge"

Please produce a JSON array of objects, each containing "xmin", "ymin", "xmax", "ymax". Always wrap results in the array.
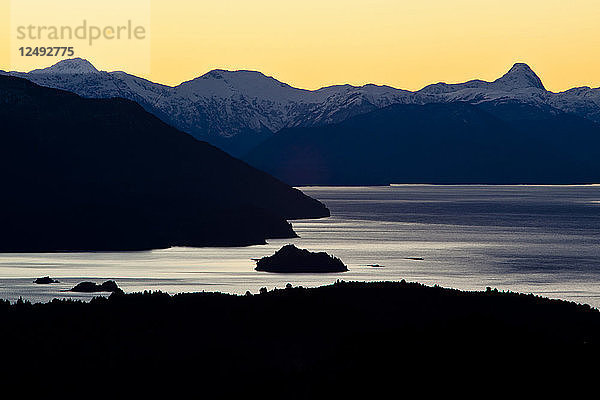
[
  {"xmin": 0, "ymin": 281, "xmax": 598, "ymax": 393},
  {"xmin": 0, "ymin": 75, "xmax": 329, "ymax": 251}
]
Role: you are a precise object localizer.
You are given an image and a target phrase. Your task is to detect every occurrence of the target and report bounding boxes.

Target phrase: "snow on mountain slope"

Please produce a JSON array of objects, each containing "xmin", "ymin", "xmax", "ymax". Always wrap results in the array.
[
  {"xmin": 549, "ymin": 86, "xmax": 600, "ymax": 124},
  {"xmin": 176, "ymin": 69, "xmax": 313, "ymax": 102},
  {"xmin": 290, "ymin": 84, "xmax": 415, "ymax": 128},
  {"xmin": 29, "ymin": 58, "xmax": 99, "ymax": 74},
  {"xmin": 493, "ymin": 63, "xmax": 546, "ymax": 90},
  {"xmin": 418, "ymin": 63, "xmax": 548, "ymax": 105},
  {"xmin": 2, "ymin": 59, "xmax": 600, "ymax": 155},
  {"xmin": 416, "ymin": 63, "xmax": 600, "ymax": 124},
  {"xmin": 3, "ymin": 60, "xmax": 414, "ymax": 154}
]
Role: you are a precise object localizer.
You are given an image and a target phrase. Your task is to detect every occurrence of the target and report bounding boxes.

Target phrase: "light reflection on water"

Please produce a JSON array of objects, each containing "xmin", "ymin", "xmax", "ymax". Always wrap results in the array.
[{"xmin": 1, "ymin": 185, "xmax": 599, "ymax": 306}]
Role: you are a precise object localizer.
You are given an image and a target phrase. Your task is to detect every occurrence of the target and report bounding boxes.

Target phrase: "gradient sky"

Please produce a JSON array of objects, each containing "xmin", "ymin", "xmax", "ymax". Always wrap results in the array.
[{"xmin": 1, "ymin": 0, "xmax": 600, "ymax": 92}]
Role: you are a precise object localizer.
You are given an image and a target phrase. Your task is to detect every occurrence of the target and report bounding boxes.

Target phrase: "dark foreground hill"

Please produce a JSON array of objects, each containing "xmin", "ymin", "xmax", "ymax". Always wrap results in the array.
[
  {"xmin": 244, "ymin": 102, "xmax": 600, "ymax": 186},
  {"xmin": 1, "ymin": 281, "xmax": 598, "ymax": 395},
  {"xmin": 0, "ymin": 76, "xmax": 329, "ymax": 251}
]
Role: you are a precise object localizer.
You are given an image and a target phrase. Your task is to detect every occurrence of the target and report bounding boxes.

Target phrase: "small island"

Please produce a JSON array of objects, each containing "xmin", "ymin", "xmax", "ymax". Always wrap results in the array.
[
  {"xmin": 70, "ymin": 281, "xmax": 124, "ymax": 294},
  {"xmin": 33, "ymin": 277, "xmax": 60, "ymax": 284},
  {"xmin": 255, "ymin": 244, "xmax": 348, "ymax": 273}
]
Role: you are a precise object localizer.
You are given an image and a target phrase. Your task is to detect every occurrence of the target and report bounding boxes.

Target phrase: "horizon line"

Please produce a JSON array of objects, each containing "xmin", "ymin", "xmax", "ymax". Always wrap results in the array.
[{"xmin": 5, "ymin": 58, "xmax": 600, "ymax": 94}]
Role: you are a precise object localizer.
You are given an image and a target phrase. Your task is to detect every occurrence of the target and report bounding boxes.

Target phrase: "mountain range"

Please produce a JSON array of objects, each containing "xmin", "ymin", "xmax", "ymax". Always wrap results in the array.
[
  {"xmin": 4, "ymin": 59, "xmax": 600, "ymax": 156},
  {"xmin": 245, "ymin": 101, "xmax": 600, "ymax": 185},
  {"xmin": 0, "ymin": 75, "xmax": 328, "ymax": 251}
]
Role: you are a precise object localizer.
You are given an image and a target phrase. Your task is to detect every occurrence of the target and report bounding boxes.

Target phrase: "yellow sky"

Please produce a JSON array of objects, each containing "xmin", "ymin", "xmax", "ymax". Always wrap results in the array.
[{"xmin": 1, "ymin": 0, "xmax": 600, "ymax": 92}]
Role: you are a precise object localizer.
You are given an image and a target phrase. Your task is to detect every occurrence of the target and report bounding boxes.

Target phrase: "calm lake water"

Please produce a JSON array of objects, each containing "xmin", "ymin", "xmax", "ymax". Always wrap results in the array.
[{"xmin": 1, "ymin": 185, "xmax": 599, "ymax": 306}]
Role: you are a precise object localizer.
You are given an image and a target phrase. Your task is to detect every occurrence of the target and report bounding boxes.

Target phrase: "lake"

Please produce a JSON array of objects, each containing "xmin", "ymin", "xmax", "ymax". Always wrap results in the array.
[{"xmin": 1, "ymin": 185, "xmax": 599, "ymax": 307}]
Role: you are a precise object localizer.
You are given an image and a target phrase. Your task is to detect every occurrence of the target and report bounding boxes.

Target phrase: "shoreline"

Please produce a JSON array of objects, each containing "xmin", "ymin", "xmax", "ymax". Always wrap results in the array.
[{"xmin": 2, "ymin": 280, "xmax": 598, "ymax": 310}]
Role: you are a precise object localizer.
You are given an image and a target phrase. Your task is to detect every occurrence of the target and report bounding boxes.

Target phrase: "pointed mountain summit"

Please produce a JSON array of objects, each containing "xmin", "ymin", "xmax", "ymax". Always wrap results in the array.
[
  {"xmin": 30, "ymin": 58, "xmax": 99, "ymax": 74},
  {"xmin": 494, "ymin": 63, "xmax": 545, "ymax": 91}
]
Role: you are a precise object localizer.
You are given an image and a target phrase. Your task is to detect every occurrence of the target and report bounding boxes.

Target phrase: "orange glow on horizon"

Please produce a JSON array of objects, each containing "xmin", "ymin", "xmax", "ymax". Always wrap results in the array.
[{"xmin": 1, "ymin": 0, "xmax": 599, "ymax": 92}]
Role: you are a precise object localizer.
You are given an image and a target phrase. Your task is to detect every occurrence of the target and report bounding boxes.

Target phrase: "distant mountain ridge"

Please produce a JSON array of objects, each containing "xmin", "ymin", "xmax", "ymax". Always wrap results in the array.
[
  {"xmin": 5, "ymin": 59, "xmax": 600, "ymax": 155},
  {"xmin": 244, "ymin": 101, "xmax": 600, "ymax": 186}
]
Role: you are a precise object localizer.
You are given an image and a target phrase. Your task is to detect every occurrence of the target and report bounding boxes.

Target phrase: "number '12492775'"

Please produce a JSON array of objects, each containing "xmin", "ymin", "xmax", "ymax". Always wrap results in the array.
[{"xmin": 19, "ymin": 47, "xmax": 75, "ymax": 57}]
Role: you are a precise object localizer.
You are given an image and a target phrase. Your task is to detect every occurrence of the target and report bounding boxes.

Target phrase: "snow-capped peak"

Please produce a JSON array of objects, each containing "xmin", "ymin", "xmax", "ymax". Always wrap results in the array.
[
  {"xmin": 30, "ymin": 58, "xmax": 99, "ymax": 74},
  {"xmin": 494, "ymin": 63, "xmax": 545, "ymax": 91},
  {"xmin": 176, "ymin": 69, "xmax": 311, "ymax": 102}
]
